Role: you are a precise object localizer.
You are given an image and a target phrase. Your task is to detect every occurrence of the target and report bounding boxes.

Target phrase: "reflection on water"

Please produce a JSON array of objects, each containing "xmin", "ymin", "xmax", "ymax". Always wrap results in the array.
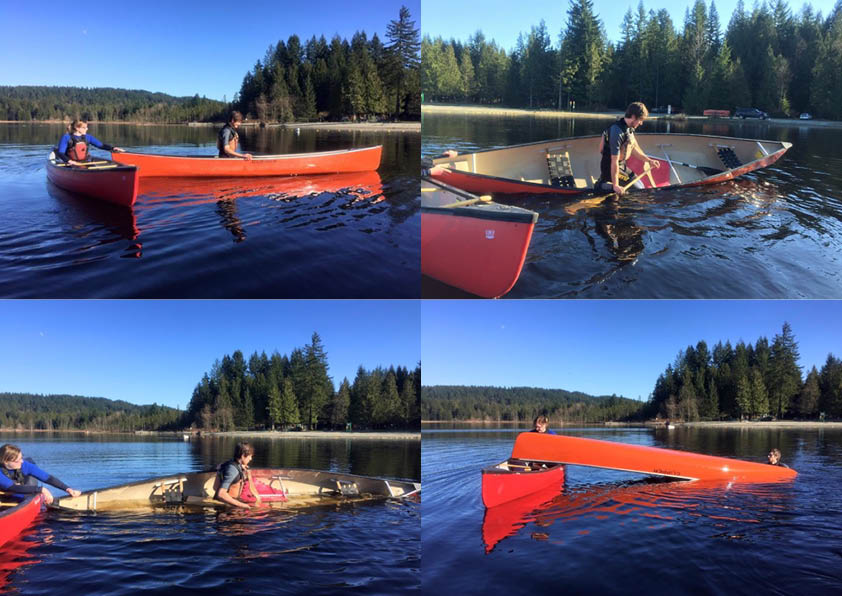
[
  {"xmin": 0, "ymin": 434, "xmax": 419, "ymax": 593},
  {"xmin": 0, "ymin": 123, "xmax": 419, "ymax": 298},
  {"xmin": 422, "ymin": 113, "xmax": 842, "ymax": 298}
]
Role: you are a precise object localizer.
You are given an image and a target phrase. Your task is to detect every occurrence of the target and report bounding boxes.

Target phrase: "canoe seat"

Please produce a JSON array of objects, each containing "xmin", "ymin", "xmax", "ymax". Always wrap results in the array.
[
  {"xmin": 332, "ymin": 479, "xmax": 360, "ymax": 497},
  {"xmin": 716, "ymin": 147, "xmax": 742, "ymax": 169},
  {"xmin": 546, "ymin": 150, "xmax": 576, "ymax": 188}
]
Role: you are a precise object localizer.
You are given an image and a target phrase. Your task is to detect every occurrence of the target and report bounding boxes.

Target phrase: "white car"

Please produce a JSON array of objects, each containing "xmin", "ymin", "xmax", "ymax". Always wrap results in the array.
[{"xmin": 800, "ymin": 113, "xmax": 813, "ymax": 120}]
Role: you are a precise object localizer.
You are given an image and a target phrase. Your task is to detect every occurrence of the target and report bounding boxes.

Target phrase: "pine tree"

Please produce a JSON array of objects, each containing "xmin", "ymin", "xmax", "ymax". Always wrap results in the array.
[
  {"xmin": 280, "ymin": 378, "xmax": 301, "ymax": 428},
  {"xmin": 385, "ymin": 5, "xmax": 420, "ymax": 117}
]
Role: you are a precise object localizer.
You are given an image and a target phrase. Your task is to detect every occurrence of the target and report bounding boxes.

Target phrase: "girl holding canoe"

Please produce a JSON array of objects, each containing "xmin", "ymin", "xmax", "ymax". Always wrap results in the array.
[
  {"xmin": 214, "ymin": 442, "xmax": 286, "ymax": 509},
  {"xmin": 0, "ymin": 444, "xmax": 81, "ymax": 505},
  {"xmin": 56, "ymin": 119, "xmax": 126, "ymax": 166}
]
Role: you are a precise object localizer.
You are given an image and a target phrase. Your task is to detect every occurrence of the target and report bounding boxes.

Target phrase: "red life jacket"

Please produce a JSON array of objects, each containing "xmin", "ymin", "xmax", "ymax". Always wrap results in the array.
[{"xmin": 67, "ymin": 135, "xmax": 88, "ymax": 161}]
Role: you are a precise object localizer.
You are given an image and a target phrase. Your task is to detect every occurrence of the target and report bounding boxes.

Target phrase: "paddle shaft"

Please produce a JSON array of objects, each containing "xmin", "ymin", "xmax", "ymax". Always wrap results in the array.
[
  {"xmin": 653, "ymin": 154, "xmax": 723, "ymax": 176},
  {"xmin": 440, "ymin": 195, "xmax": 492, "ymax": 209},
  {"xmin": 592, "ymin": 162, "xmax": 651, "ymax": 201}
]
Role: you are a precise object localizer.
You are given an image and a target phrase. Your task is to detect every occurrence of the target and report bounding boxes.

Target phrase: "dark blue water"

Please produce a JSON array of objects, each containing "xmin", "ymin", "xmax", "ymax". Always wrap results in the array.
[
  {"xmin": 0, "ymin": 433, "xmax": 420, "ymax": 594},
  {"xmin": 0, "ymin": 123, "xmax": 420, "ymax": 298},
  {"xmin": 422, "ymin": 425, "xmax": 842, "ymax": 594},
  {"xmin": 422, "ymin": 111, "xmax": 842, "ymax": 298}
]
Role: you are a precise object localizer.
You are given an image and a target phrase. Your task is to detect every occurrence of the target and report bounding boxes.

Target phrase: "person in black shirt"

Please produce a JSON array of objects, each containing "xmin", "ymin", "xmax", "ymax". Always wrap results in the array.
[{"xmin": 595, "ymin": 102, "xmax": 660, "ymax": 196}]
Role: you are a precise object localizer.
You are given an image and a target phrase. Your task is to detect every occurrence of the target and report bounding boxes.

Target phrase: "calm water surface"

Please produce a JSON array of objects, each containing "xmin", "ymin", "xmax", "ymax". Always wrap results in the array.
[
  {"xmin": 422, "ymin": 112, "xmax": 842, "ymax": 298},
  {"xmin": 422, "ymin": 425, "xmax": 842, "ymax": 594},
  {"xmin": 0, "ymin": 123, "xmax": 420, "ymax": 298},
  {"xmin": 0, "ymin": 433, "xmax": 420, "ymax": 594}
]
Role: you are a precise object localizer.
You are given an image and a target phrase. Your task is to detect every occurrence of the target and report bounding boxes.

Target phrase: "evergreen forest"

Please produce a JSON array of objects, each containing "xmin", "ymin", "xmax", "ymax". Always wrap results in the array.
[
  {"xmin": 0, "ymin": 5, "xmax": 420, "ymax": 124},
  {"xmin": 421, "ymin": 0, "xmax": 842, "ymax": 119},
  {"xmin": 184, "ymin": 333, "xmax": 421, "ymax": 431},
  {"xmin": 0, "ymin": 393, "xmax": 181, "ymax": 432},
  {"xmin": 421, "ymin": 386, "xmax": 642, "ymax": 423}
]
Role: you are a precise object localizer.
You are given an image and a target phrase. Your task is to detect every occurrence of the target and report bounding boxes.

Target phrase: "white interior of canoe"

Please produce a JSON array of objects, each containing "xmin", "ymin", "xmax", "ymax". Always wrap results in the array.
[
  {"xmin": 53, "ymin": 470, "xmax": 420, "ymax": 511},
  {"xmin": 432, "ymin": 134, "xmax": 788, "ymax": 189}
]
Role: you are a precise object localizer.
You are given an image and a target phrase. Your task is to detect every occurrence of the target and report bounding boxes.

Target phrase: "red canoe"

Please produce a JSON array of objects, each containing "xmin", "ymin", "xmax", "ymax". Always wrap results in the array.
[
  {"xmin": 431, "ymin": 134, "xmax": 791, "ymax": 197},
  {"xmin": 0, "ymin": 494, "xmax": 42, "ymax": 547},
  {"xmin": 111, "ymin": 146, "xmax": 382, "ymax": 177},
  {"xmin": 481, "ymin": 458, "xmax": 565, "ymax": 508},
  {"xmin": 511, "ymin": 432, "xmax": 797, "ymax": 483},
  {"xmin": 46, "ymin": 155, "xmax": 139, "ymax": 207},
  {"xmin": 422, "ymin": 176, "xmax": 537, "ymax": 298}
]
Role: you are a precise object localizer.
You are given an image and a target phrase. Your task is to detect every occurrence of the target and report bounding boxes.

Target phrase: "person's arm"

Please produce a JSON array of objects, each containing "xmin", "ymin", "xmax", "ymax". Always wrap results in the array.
[
  {"xmin": 609, "ymin": 128, "xmax": 625, "ymax": 196},
  {"xmin": 631, "ymin": 137, "xmax": 660, "ymax": 169},
  {"xmin": 21, "ymin": 461, "xmax": 80, "ymax": 497},
  {"xmin": 246, "ymin": 468, "xmax": 262, "ymax": 506},
  {"xmin": 216, "ymin": 486, "xmax": 251, "ymax": 508},
  {"xmin": 86, "ymin": 135, "xmax": 124, "ymax": 154}
]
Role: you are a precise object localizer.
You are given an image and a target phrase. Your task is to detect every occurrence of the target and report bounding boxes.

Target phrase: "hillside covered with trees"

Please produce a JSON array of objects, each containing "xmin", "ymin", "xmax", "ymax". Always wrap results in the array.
[
  {"xmin": 0, "ymin": 393, "xmax": 181, "ymax": 432},
  {"xmin": 422, "ymin": 385, "xmax": 641, "ymax": 423},
  {"xmin": 642, "ymin": 322, "xmax": 842, "ymax": 421},
  {"xmin": 0, "ymin": 86, "xmax": 227, "ymax": 123},
  {"xmin": 422, "ymin": 0, "xmax": 842, "ymax": 119},
  {"xmin": 233, "ymin": 6, "xmax": 420, "ymax": 122},
  {"xmin": 184, "ymin": 333, "xmax": 420, "ymax": 431}
]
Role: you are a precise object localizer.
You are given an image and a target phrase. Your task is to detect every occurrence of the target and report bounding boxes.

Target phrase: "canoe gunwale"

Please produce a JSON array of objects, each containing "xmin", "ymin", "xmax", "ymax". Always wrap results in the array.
[
  {"xmin": 431, "ymin": 133, "xmax": 792, "ymax": 197},
  {"xmin": 118, "ymin": 146, "xmax": 382, "ymax": 161}
]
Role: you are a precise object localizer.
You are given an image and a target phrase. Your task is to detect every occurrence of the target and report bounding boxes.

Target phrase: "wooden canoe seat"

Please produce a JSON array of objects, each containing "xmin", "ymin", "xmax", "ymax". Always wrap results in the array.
[
  {"xmin": 715, "ymin": 147, "xmax": 742, "ymax": 169},
  {"xmin": 546, "ymin": 150, "xmax": 576, "ymax": 188},
  {"xmin": 332, "ymin": 479, "xmax": 360, "ymax": 497}
]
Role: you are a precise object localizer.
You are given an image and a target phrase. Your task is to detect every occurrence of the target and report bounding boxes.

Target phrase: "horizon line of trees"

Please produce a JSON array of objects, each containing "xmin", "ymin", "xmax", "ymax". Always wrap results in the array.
[
  {"xmin": 233, "ymin": 6, "xmax": 420, "ymax": 123},
  {"xmin": 643, "ymin": 322, "xmax": 842, "ymax": 421},
  {"xmin": 422, "ymin": 0, "xmax": 842, "ymax": 119},
  {"xmin": 184, "ymin": 333, "xmax": 421, "ymax": 431},
  {"xmin": 0, "ymin": 393, "xmax": 182, "ymax": 432},
  {"xmin": 0, "ymin": 86, "xmax": 228, "ymax": 123},
  {"xmin": 421, "ymin": 385, "xmax": 641, "ymax": 423}
]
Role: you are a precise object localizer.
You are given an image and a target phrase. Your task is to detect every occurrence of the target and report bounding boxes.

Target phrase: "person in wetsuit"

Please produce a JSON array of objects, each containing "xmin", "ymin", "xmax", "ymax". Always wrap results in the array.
[
  {"xmin": 217, "ymin": 111, "xmax": 252, "ymax": 160},
  {"xmin": 595, "ymin": 102, "xmax": 660, "ymax": 196},
  {"xmin": 56, "ymin": 119, "xmax": 126, "ymax": 165},
  {"xmin": 215, "ymin": 441, "xmax": 259, "ymax": 509},
  {"xmin": 767, "ymin": 448, "xmax": 790, "ymax": 468},
  {"xmin": 0, "ymin": 444, "xmax": 81, "ymax": 505}
]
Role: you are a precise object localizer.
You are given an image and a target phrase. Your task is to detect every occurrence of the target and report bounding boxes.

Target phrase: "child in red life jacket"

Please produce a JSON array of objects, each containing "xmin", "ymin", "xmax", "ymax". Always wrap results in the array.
[{"xmin": 56, "ymin": 119, "xmax": 126, "ymax": 165}]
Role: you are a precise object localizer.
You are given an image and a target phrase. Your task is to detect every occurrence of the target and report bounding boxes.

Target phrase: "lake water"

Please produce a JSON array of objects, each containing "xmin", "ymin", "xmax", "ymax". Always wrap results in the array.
[
  {"xmin": 0, "ymin": 433, "xmax": 420, "ymax": 594},
  {"xmin": 422, "ymin": 112, "xmax": 842, "ymax": 298},
  {"xmin": 422, "ymin": 425, "xmax": 842, "ymax": 594},
  {"xmin": 0, "ymin": 123, "xmax": 420, "ymax": 298}
]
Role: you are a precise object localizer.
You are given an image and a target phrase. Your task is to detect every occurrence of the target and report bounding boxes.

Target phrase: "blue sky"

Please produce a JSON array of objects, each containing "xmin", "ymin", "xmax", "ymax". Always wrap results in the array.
[
  {"xmin": 421, "ymin": 0, "xmax": 838, "ymax": 49},
  {"xmin": 3, "ymin": 1, "xmax": 420, "ymax": 102},
  {"xmin": 0, "ymin": 300, "xmax": 420, "ymax": 410},
  {"xmin": 421, "ymin": 300, "xmax": 842, "ymax": 402}
]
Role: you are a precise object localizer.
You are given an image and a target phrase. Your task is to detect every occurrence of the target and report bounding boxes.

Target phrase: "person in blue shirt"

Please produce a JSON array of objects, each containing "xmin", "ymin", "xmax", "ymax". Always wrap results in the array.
[
  {"xmin": 532, "ymin": 415, "xmax": 556, "ymax": 435},
  {"xmin": 0, "ymin": 443, "xmax": 81, "ymax": 505},
  {"xmin": 56, "ymin": 119, "xmax": 126, "ymax": 165}
]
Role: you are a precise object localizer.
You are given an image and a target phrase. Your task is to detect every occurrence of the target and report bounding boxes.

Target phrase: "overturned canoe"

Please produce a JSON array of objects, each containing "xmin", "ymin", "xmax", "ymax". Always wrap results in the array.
[
  {"xmin": 511, "ymin": 432, "xmax": 797, "ymax": 483},
  {"xmin": 111, "ymin": 146, "xmax": 382, "ymax": 177},
  {"xmin": 422, "ymin": 176, "xmax": 537, "ymax": 298},
  {"xmin": 481, "ymin": 458, "xmax": 564, "ymax": 508},
  {"xmin": 46, "ymin": 154, "xmax": 139, "ymax": 207},
  {"xmin": 430, "ymin": 134, "xmax": 791, "ymax": 197},
  {"xmin": 52, "ymin": 468, "xmax": 420, "ymax": 512},
  {"xmin": 0, "ymin": 494, "xmax": 42, "ymax": 547}
]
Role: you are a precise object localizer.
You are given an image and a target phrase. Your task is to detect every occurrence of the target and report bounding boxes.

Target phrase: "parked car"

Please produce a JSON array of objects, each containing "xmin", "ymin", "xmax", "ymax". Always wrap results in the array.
[
  {"xmin": 800, "ymin": 112, "xmax": 813, "ymax": 120},
  {"xmin": 735, "ymin": 107, "xmax": 769, "ymax": 119}
]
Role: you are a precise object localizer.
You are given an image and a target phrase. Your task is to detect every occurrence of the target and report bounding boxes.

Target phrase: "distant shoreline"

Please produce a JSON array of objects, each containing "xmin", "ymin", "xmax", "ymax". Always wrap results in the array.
[
  {"xmin": 0, "ymin": 429, "xmax": 420, "ymax": 439},
  {"xmin": 0, "ymin": 120, "xmax": 420, "ymax": 132},
  {"xmin": 422, "ymin": 103, "xmax": 842, "ymax": 129}
]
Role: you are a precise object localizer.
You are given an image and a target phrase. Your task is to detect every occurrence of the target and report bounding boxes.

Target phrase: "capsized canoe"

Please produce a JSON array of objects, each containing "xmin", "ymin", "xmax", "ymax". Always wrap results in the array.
[
  {"xmin": 0, "ymin": 494, "xmax": 42, "ymax": 547},
  {"xmin": 511, "ymin": 432, "xmax": 797, "ymax": 483},
  {"xmin": 422, "ymin": 175, "xmax": 538, "ymax": 298},
  {"xmin": 46, "ymin": 154, "xmax": 139, "ymax": 207},
  {"xmin": 481, "ymin": 458, "xmax": 564, "ymax": 508},
  {"xmin": 112, "ymin": 146, "xmax": 382, "ymax": 177},
  {"xmin": 52, "ymin": 468, "xmax": 420, "ymax": 512},
  {"xmin": 430, "ymin": 134, "xmax": 791, "ymax": 197}
]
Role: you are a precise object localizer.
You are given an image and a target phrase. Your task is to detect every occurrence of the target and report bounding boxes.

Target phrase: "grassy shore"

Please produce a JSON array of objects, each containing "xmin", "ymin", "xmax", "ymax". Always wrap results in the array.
[
  {"xmin": 423, "ymin": 419, "xmax": 842, "ymax": 429},
  {"xmin": 422, "ymin": 103, "xmax": 842, "ymax": 129}
]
